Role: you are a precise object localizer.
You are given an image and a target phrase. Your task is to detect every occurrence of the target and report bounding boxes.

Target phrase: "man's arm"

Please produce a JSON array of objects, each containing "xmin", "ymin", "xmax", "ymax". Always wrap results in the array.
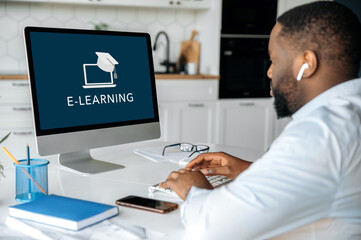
[{"xmin": 180, "ymin": 120, "xmax": 341, "ymax": 239}]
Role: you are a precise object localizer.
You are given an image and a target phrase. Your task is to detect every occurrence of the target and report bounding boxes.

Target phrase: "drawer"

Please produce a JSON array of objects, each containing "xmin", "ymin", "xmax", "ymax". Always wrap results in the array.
[
  {"xmin": 156, "ymin": 79, "xmax": 218, "ymax": 101},
  {"xmin": 0, "ymin": 105, "xmax": 33, "ymax": 129},
  {"xmin": 0, "ymin": 80, "xmax": 31, "ymax": 104}
]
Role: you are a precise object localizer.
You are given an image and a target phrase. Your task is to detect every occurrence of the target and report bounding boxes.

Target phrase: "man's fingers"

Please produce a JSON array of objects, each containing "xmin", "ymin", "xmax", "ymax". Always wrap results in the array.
[
  {"xmin": 186, "ymin": 152, "xmax": 222, "ymax": 169},
  {"xmin": 201, "ymin": 167, "xmax": 230, "ymax": 176},
  {"xmin": 159, "ymin": 179, "xmax": 175, "ymax": 189}
]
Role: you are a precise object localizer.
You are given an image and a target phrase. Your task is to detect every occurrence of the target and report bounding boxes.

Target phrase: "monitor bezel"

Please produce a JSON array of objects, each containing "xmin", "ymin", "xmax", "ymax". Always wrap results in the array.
[{"xmin": 24, "ymin": 26, "xmax": 160, "ymax": 137}]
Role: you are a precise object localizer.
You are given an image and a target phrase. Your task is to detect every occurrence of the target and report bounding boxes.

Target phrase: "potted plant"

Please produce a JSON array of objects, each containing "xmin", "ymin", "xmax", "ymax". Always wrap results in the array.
[{"xmin": 0, "ymin": 132, "xmax": 11, "ymax": 179}]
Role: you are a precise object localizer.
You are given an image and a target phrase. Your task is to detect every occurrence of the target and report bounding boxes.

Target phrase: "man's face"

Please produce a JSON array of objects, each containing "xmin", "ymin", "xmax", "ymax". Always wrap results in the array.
[{"xmin": 267, "ymin": 23, "xmax": 304, "ymax": 119}]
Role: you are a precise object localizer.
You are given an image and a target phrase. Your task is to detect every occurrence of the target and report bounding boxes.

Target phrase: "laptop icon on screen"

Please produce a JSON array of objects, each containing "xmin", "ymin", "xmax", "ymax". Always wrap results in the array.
[{"xmin": 83, "ymin": 52, "xmax": 118, "ymax": 89}]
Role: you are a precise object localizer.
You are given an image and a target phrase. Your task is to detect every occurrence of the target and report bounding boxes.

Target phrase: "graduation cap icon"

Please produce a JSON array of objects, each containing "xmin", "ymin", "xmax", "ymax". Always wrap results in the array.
[{"xmin": 82, "ymin": 52, "xmax": 119, "ymax": 89}]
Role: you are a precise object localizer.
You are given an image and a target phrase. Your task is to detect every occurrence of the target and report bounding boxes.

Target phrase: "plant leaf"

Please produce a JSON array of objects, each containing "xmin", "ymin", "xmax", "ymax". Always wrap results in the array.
[{"xmin": 0, "ymin": 132, "xmax": 11, "ymax": 144}]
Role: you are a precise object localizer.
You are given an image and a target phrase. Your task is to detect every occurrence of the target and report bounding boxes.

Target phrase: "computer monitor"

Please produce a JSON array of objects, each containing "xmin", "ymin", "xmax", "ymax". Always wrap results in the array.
[{"xmin": 24, "ymin": 26, "xmax": 161, "ymax": 175}]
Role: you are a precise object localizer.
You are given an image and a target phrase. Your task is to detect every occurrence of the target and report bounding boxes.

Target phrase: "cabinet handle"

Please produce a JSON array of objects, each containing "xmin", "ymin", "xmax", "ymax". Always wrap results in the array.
[
  {"xmin": 188, "ymin": 103, "xmax": 205, "ymax": 108},
  {"xmin": 12, "ymin": 107, "xmax": 32, "ymax": 111},
  {"xmin": 13, "ymin": 131, "xmax": 33, "ymax": 136},
  {"xmin": 239, "ymin": 102, "xmax": 255, "ymax": 107},
  {"xmin": 176, "ymin": 1, "xmax": 181, "ymax": 5},
  {"xmin": 12, "ymin": 83, "xmax": 29, "ymax": 87}
]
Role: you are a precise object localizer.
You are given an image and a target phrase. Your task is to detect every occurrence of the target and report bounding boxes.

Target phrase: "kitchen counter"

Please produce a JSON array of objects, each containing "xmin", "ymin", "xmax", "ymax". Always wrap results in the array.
[{"xmin": 0, "ymin": 74, "xmax": 220, "ymax": 80}]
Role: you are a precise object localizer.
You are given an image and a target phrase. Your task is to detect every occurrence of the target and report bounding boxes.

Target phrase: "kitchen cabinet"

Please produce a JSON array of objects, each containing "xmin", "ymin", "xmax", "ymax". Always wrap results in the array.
[
  {"xmin": 135, "ymin": 0, "xmax": 210, "ymax": 9},
  {"xmin": 156, "ymin": 79, "xmax": 218, "ymax": 144},
  {"xmin": 158, "ymin": 101, "xmax": 216, "ymax": 143},
  {"xmin": 217, "ymin": 99, "xmax": 275, "ymax": 151},
  {"xmin": 6, "ymin": 0, "xmax": 210, "ymax": 9},
  {"xmin": 0, "ymin": 80, "xmax": 37, "ymax": 162}
]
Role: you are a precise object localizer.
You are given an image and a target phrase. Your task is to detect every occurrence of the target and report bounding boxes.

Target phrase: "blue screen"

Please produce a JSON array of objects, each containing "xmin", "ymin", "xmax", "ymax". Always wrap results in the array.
[{"xmin": 29, "ymin": 31, "xmax": 155, "ymax": 131}]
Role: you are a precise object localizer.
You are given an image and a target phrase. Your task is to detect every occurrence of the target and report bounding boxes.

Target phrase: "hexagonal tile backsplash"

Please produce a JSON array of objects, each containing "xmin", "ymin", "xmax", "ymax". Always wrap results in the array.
[{"xmin": 0, "ymin": 2, "xmax": 198, "ymax": 74}]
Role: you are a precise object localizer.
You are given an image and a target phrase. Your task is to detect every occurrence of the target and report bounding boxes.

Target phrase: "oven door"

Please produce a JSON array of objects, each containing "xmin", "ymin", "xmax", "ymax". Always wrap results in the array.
[{"xmin": 219, "ymin": 37, "xmax": 271, "ymax": 98}]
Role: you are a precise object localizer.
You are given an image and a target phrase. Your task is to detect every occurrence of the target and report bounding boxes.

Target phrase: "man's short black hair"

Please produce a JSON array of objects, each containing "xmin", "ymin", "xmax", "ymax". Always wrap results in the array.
[{"xmin": 277, "ymin": 1, "xmax": 361, "ymax": 78}]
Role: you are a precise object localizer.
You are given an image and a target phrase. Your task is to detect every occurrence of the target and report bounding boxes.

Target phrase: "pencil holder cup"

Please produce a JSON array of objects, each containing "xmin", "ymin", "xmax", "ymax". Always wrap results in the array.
[{"xmin": 14, "ymin": 159, "xmax": 49, "ymax": 202}]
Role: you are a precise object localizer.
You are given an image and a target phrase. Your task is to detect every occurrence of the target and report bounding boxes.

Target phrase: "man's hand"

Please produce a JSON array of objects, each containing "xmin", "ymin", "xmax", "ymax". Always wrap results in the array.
[
  {"xmin": 185, "ymin": 152, "xmax": 252, "ymax": 179},
  {"xmin": 159, "ymin": 169, "xmax": 213, "ymax": 201}
]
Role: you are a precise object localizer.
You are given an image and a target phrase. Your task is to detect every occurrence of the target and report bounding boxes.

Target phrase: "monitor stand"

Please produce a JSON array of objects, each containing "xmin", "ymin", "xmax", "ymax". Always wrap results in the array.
[{"xmin": 58, "ymin": 150, "xmax": 124, "ymax": 175}]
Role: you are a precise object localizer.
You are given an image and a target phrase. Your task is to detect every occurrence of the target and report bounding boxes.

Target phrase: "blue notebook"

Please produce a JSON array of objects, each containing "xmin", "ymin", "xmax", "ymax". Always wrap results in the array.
[{"xmin": 9, "ymin": 194, "xmax": 119, "ymax": 231}]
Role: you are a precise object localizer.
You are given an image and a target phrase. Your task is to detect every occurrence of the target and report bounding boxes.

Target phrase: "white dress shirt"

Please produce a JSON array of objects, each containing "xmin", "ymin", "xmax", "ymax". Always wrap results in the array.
[{"xmin": 181, "ymin": 78, "xmax": 361, "ymax": 240}]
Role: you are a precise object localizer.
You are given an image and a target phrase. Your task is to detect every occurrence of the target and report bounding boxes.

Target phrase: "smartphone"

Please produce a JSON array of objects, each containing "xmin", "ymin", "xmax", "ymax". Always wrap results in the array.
[{"xmin": 116, "ymin": 195, "xmax": 178, "ymax": 214}]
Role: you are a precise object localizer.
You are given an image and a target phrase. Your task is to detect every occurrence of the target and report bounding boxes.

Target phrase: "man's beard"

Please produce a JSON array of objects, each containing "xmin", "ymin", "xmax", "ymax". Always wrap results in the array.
[
  {"xmin": 271, "ymin": 70, "xmax": 299, "ymax": 119},
  {"xmin": 273, "ymin": 86, "xmax": 292, "ymax": 119}
]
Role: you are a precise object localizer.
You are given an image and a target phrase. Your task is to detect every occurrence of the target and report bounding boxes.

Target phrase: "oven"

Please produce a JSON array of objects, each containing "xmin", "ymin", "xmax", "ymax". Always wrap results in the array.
[{"xmin": 219, "ymin": 36, "xmax": 271, "ymax": 98}]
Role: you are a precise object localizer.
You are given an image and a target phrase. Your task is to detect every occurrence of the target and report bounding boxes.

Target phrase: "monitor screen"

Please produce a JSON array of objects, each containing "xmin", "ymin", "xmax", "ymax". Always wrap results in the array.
[
  {"xmin": 24, "ymin": 27, "xmax": 160, "ymax": 174},
  {"xmin": 26, "ymin": 28, "xmax": 158, "ymax": 135}
]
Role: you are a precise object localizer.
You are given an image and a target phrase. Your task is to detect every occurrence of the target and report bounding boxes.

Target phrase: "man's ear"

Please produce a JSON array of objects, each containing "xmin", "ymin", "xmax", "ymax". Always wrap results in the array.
[{"xmin": 302, "ymin": 50, "xmax": 318, "ymax": 78}]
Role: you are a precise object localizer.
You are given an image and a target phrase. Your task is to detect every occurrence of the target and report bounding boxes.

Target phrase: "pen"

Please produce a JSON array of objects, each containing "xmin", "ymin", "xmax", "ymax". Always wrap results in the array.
[
  {"xmin": 2, "ymin": 147, "xmax": 46, "ymax": 195},
  {"xmin": 27, "ymin": 144, "xmax": 30, "ymax": 165}
]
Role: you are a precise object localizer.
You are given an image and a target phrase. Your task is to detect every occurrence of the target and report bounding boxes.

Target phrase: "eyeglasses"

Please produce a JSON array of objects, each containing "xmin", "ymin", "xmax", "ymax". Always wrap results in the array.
[{"xmin": 162, "ymin": 143, "xmax": 210, "ymax": 158}]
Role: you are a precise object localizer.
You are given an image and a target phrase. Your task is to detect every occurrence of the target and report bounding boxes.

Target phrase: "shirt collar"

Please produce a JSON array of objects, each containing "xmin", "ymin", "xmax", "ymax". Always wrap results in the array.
[{"xmin": 292, "ymin": 78, "xmax": 361, "ymax": 120}]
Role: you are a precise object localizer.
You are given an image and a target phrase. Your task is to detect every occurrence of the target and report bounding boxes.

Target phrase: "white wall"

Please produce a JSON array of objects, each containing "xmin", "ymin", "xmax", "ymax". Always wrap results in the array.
[{"xmin": 0, "ymin": 1, "xmax": 221, "ymax": 75}]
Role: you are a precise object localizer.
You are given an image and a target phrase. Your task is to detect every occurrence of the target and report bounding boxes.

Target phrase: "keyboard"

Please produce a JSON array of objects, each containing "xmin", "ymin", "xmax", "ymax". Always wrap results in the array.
[{"xmin": 149, "ymin": 175, "xmax": 233, "ymax": 196}]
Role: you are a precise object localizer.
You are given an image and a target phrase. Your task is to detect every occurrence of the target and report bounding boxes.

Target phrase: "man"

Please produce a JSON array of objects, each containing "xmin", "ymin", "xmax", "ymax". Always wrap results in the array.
[{"xmin": 160, "ymin": 2, "xmax": 361, "ymax": 239}]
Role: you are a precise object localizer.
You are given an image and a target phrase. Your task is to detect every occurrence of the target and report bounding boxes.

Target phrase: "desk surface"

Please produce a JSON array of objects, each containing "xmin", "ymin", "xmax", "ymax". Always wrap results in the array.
[{"xmin": 0, "ymin": 141, "xmax": 263, "ymax": 239}]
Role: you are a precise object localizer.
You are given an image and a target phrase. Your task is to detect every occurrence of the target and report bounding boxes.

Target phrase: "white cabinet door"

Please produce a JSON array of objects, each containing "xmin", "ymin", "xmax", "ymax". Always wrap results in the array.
[
  {"xmin": 156, "ymin": 79, "xmax": 218, "ymax": 143},
  {"xmin": 178, "ymin": 101, "xmax": 216, "ymax": 143},
  {"xmin": 217, "ymin": 99, "xmax": 274, "ymax": 151},
  {"xmin": 158, "ymin": 102, "xmax": 180, "ymax": 141},
  {"xmin": 158, "ymin": 101, "xmax": 216, "ymax": 144}
]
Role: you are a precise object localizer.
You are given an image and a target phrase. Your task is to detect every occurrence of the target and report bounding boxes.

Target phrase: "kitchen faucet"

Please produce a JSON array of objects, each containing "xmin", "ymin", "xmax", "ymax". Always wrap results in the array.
[{"xmin": 153, "ymin": 31, "xmax": 170, "ymax": 73}]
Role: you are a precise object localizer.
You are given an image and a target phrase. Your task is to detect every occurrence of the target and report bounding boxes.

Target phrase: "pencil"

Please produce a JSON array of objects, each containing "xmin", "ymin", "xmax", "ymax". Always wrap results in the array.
[{"xmin": 2, "ymin": 147, "xmax": 46, "ymax": 195}]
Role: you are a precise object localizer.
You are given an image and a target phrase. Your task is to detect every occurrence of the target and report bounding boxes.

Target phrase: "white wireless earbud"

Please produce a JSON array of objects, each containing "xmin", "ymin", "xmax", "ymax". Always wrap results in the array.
[{"xmin": 296, "ymin": 63, "xmax": 310, "ymax": 81}]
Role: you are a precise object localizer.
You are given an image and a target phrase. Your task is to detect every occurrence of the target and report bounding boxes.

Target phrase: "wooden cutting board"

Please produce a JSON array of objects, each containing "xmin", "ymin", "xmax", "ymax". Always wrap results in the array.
[{"xmin": 179, "ymin": 30, "xmax": 200, "ymax": 73}]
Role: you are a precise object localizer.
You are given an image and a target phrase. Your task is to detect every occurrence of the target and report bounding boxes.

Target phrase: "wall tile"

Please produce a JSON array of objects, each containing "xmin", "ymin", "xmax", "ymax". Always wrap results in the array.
[
  {"xmin": 6, "ymin": 2, "xmax": 30, "ymax": 21},
  {"xmin": 95, "ymin": 6, "xmax": 116, "ymax": 23},
  {"xmin": 30, "ymin": 3, "xmax": 52, "ymax": 21},
  {"xmin": 110, "ymin": 21, "xmax": 128, "ymax": 32},
  {"xmin": 0, "ymin": 39, "xmax": 6, "ymax": 57},
  {"xmin": 0, "ymin": 18, "xmax": 18, "ymax": 40},
  {"xmin": 40, "ymin": 18, "xmax": 63, "ymax": 28},
  {"xmin": 126, "ymin": 21, "xmax": 147, "ymax": 32},
  {"xmin": 117, "ymin": 8, "xmax": 137, "ymax": 23},
  {"xmin": 75, "ymin": 5, "xmax": 96, "ymax": 23},
  {"xmin": 167, "ymin": 22, "xmax": 185, "ymax": 42},
  {"xmin": 64, "ymin": 19, "xmax": 86, "ymax": 29},
  {"xmin": 156, "ymin": 9, "xmax": 176, "ymax": 26},
  {"xmin": 0, "ymin": 56, "xmax": 19, "ymax": 73},
  {"xmin": 137, "ymin": 9, "xmax": 156, "ymax": 25},
  {"xmin": 0, "ymin": 3, "xmax": 6, "ymax": 18},
  {"xmin": 53, "ymin": 4, "xmax": 75, "ymax": 22},
  {"xmin": 18, "ymin": 58, "xmax": 28, "ymax": 74},
  {"xmin": 7, "ymin": 36, "xmax": 25, "ymax": 60},
  {"xmin": 0, "ymin": 2, "xmax": 202, "ymax": 73},
  {"xmin": 176, "ymin": 10, "xmax": 195, "ymax": 26}
]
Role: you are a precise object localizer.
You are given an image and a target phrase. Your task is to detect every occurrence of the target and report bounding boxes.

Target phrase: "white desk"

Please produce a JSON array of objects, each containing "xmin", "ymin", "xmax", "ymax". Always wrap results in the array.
[{"xmin": 0, "ymin": 141, "xmax": 263, "ymax": 239}]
